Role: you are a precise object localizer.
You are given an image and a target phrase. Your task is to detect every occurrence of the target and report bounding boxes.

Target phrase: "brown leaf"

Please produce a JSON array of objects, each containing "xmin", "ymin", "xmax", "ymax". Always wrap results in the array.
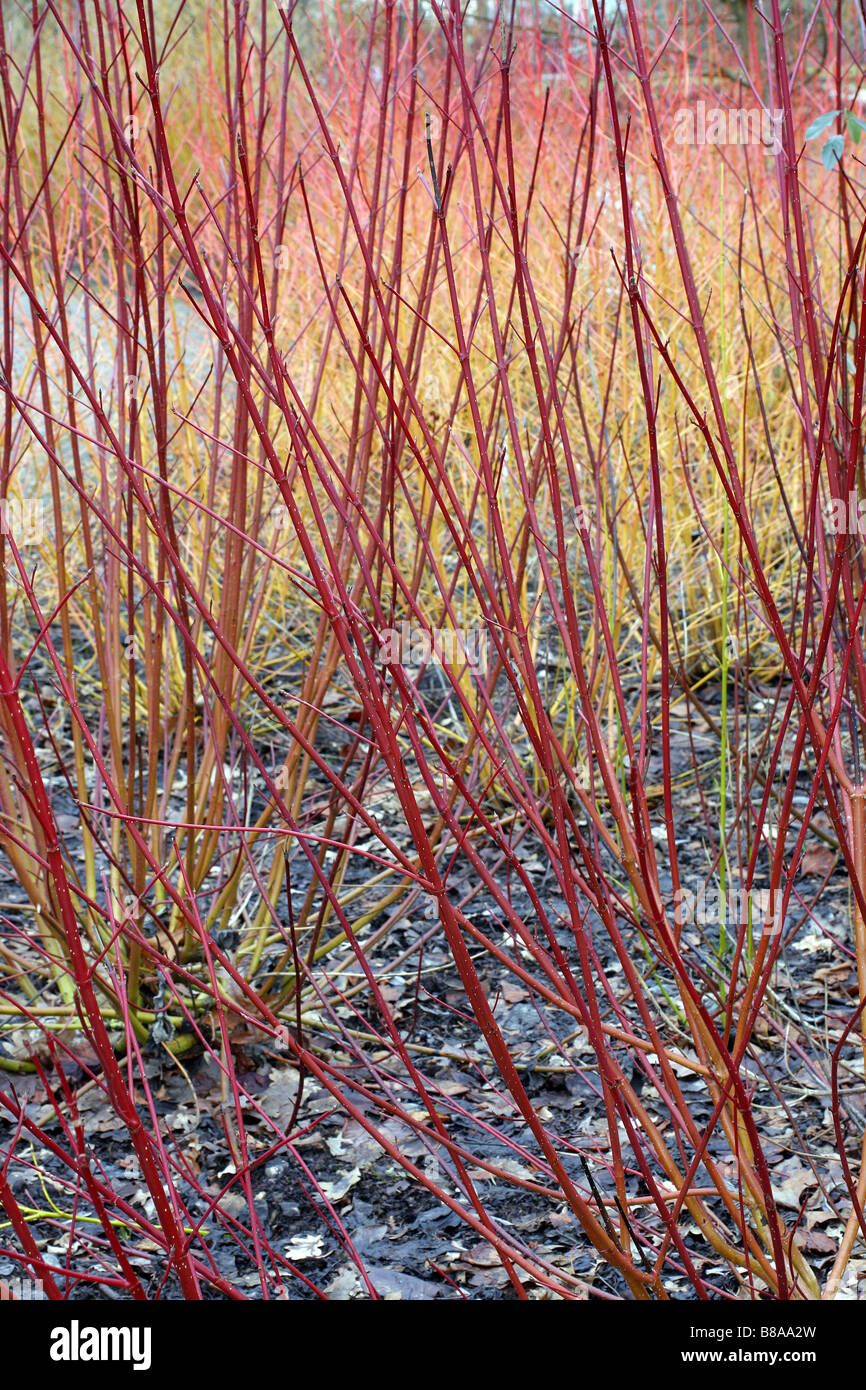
[
  {"xmin": 462, "ymin": 1242, "xmax": 501, "ymax": 1268},
  {"xmin": 800, "ymin": 845, "xmax": 835, "ymax": 877},
  {"xmin": 367, "ymin": 1267, "xmax": 448, "ymax": 1299},
  {"xmin": 793, "ymin": 1228, "xmax": 837, "ymax": 1254},
  {"xmin": 771, "ymin": 1161, "xmax": 816, "ymax": 1210},
  {"xmin": 502, "ymin": 984, "xmax": 529, "ymax": 1004}
]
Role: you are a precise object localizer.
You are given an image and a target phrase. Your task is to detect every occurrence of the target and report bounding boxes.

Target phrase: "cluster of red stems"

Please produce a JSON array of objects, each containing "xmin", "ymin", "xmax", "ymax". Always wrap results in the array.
[{"xmin": 0, "ymin": 0, "xmax": 865, "ymax": 1300}]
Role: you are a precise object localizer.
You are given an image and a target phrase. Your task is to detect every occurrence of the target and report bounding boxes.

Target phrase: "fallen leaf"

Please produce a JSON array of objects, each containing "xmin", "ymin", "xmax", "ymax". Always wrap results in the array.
[
  {"xmin": 366, "ymin": 1266, "xmax": 447, "ymax": 1299},
  {"xmin": 793, "ymin": 1228, "xmax": 837, "ymax": 1254},
  {"xmin": 800, "ymin": 846, "xmax": 835, "ymax": 878},
  {"xmin": 285, "ymin": 1234, "xmax": 325, "ymax": 1261},
  {"xmin": 771, "ymin": 1162, "xmax": 816, "ymax": 1210},
  {"xmin": 325, "ymin": 1265, "xmax": 363, "ymax": 1300},
  {"xmin": 462, "ymin": 1242, "xmax": 501, "ymax": 1268},
  {"xmin": 319, "ymin": 1167, "xmax": 362, "ymax": 1203},
  {"xmin": 792, "ymin": 929, "xmax": 832, "ymax": 955},
  {"xmin": 502, "ymin": 984, "xmax": 529, "ymax": 1004}
]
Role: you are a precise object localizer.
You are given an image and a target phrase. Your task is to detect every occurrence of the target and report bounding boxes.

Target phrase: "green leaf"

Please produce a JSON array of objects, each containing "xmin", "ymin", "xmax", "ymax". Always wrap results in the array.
[
  {"xmin": 805, "ymin": 110, "xmax": 842, "ymax": 140},
  {"xmin": 821, "ymin": 134, "xmax": 845, "ymax": 170},
  {"xmin": 845, "ymin": 112, "xmax": 866, "ymax": 143}
]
